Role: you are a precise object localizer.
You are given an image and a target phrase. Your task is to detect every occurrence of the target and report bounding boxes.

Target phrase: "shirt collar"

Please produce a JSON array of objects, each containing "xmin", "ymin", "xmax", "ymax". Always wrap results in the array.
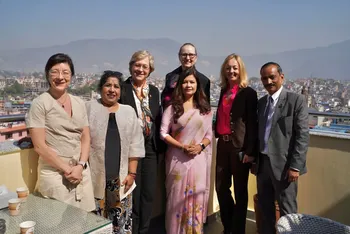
[
  {"xmin": 269, "ymin": 86, "xmax": 283, "ymax": 103},
  {"xmin": 227, "ymin": 84, "xmax": 239, "ymax": 93}
]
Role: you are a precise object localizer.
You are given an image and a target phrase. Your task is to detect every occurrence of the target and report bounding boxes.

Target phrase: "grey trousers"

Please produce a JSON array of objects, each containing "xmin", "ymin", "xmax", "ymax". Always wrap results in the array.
[{"xmin": 257, "ymin": 154, "xmax": 298, "ymax": 234}]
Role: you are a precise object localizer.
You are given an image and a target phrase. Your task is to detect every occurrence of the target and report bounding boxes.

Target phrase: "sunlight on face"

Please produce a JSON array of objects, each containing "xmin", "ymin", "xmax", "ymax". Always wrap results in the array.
[
  {"xmin": 48, "ymin": 63, "xmax": 72, "ymax": 92},
  {"xmin": 131, "ymin": 57, "xmax": 150, "ymax": 82},
  {"xmin": 225, "ymin": 58, "xmax": 240, "ymax": 85},
  {"xmin": 179, "ymin": 45, "xmax": 197, "ymax": 69},
  {"xmin": 101, "ymin": 77, "xmax": 121, "ymax": 105},
  {"xmin": 182, "ymin": 75, "xmax": 197, "ymax": 98}
]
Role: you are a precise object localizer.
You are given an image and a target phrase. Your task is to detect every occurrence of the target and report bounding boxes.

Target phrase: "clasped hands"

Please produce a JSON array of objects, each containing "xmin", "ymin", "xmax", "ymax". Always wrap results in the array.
[
  {"xmin": 182, "ymin": 144, "xmax": 202, "ymax": 157},
  {"xmin": 64, "ymin": 165, "xmax": 83, "ymax": 185}
]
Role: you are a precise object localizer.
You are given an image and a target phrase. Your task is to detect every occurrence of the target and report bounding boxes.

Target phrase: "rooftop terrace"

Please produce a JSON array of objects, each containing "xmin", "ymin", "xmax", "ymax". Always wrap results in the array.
[{"xmin": 1, "ymin": 111, "xmax": 350, "ymax": 233}]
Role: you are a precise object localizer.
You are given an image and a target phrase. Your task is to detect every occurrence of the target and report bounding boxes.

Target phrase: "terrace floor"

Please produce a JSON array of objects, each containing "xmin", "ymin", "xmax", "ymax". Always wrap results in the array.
[{"xmin": 149, "ymin": 212, "xmax": 257, "ymax": 234}]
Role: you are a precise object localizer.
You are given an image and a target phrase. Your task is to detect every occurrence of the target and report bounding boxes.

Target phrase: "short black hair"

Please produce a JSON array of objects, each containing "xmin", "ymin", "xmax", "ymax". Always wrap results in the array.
[
  {"xmin": 98, "ymin": 70, "xmax": 123, "ymax": 92},
  {"xmin": 260, "ymin": 62, "xmax": 283, "ymax": 74},
  {"xmin": 45, "ymin": 53, "xmax": 75, "ymax": 79}
]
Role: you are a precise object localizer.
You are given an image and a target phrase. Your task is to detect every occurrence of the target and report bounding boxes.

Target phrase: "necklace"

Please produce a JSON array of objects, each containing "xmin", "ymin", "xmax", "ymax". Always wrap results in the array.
[{"xmin": 57, "ymin": 94, "xmax": 69, "ymax": 108}]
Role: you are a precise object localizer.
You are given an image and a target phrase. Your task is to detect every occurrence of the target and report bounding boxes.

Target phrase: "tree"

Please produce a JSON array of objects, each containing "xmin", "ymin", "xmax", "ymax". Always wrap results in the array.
[
  {"xmin": 89, "ymin": 80, "xmax": 99, "ymax": 91},
  {"xmin": 3, "ymin": 81, "xmax": 24, "ymax": 95},
  {"xmin": 12, "ymin": 81, "xmax": 24, "ymax": 94}
]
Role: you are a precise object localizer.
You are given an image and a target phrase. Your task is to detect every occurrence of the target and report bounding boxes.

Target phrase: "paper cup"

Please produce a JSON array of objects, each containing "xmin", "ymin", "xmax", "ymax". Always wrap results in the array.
[
  {"xmin": 16, "ymin": 187, "xmax": 29, "ymax": 202},
  {"xmin": 8, "ymin": 198, "xmax": 21, "ymax": 216},
  {"xmin": 20, "ymin": 221, "xmax": 36, "ymax": 234}
]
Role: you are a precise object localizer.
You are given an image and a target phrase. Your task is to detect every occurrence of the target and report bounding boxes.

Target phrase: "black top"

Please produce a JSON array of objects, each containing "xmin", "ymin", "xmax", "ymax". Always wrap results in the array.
[
  {"xmin": 119, "ymin": 77, "xmax": 164, "ymax": 153},
  {"xmin": 161, "ymin": 66, "xmax": 211, "ymax": 109},
  {"xmin": 104, "ymin": 113, "xmax": 121, "ymax": 180}
]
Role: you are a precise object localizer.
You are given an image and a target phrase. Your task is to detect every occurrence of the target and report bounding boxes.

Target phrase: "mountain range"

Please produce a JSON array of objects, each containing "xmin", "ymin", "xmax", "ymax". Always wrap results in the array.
[{"xmin": 0, "ymin": 38, "xmax": 349, "ymax": 80}]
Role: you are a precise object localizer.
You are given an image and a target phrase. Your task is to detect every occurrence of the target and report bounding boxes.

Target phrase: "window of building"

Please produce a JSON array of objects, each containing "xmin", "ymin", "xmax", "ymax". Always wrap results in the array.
[
  {"xmin": 5, "ymin": 133, "xmax": 13, "ymax": 140},
  {"xmin": 19, "ymin": 132, "xmax": 23, "ymax": 137}
]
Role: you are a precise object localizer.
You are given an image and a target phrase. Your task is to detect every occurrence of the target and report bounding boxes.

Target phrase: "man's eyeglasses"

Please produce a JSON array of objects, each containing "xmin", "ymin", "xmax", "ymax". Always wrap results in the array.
[
  {"xmin": 180, "ymin": 53, "xmax": 197, "ymax": 59},
  {"xmin": 49, "ymin": 70, "xmax": 71, "ymax": 78}
]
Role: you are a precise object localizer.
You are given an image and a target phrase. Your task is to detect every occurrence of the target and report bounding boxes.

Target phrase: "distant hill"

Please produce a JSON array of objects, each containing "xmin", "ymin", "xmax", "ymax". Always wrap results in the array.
[{"xmin": 0, "ymin": 38, "xmax": 349, "ymax": 80}]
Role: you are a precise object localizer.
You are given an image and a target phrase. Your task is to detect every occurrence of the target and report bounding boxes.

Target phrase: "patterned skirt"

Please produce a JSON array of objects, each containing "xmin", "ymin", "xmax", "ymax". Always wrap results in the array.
[{"xmin": 94, "ymin": 178, "xmax": 132, "ymax": 234}]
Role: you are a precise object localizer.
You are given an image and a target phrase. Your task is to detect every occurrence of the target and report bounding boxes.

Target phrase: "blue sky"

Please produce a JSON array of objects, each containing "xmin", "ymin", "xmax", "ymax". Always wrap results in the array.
[{"xmin": 0, "ymin": 0, "xmax": 350, "ymax": 56}]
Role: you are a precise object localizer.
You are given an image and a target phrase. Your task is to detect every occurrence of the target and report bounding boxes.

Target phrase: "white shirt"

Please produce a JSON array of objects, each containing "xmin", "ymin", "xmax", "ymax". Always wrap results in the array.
[
  {"xmin": 262, "ymin": 86, "xmax": 284, "ymax": 154},
  {"xmin": 132, "ymin": 90, "xmax": 143, "ymax": 127}
]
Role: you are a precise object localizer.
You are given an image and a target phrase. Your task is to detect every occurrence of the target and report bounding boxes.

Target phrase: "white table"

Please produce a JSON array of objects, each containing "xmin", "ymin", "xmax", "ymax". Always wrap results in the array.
[{"xmin": 0, "ymin": 194, "xmax": 112, "ymax": 233}]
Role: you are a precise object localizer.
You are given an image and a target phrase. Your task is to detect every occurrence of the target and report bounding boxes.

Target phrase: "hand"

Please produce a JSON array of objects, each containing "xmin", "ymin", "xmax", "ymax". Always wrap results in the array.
[
  {"xmin": 287, "ymin": 169, "xmax": 300, "ymax": 182},
  {"xmin": 242, "ymin": 155, "xmax": 255, "ymax": 163},
  {"xmin": 250, "ymin": 163, "xmax": 258, "ymax": 175},
  {"xmin": 122, "ymin": 175, "xmax": 135, "ymax": 193},
  {"xmin": 186, "ymin": 144, "xmax": 202, "ymax": 157},
  {"xmin": 62, "ymin": 165, "xmax": 73, "ymax": 175},
  {"xmin": 65, "ymin": 166, "xmax": 83, "ymax": 185},
  {"xmin": 181, "ymin": 144, "xmax": 191, "ymax": 153}
]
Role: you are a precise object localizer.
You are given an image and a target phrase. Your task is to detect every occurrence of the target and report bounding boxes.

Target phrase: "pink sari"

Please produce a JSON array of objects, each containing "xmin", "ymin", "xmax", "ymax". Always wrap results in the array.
[{"xmin": 160, "ymin": 106, "xmax": 213, "ymax": 234}]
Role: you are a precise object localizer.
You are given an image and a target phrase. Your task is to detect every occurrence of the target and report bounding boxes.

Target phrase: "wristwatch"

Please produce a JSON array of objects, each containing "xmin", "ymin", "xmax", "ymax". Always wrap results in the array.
[
  {"xmin": 199, "ymin": 143, "xmax": 206, "ymax": 151},
  {"xmin": 78, "ymin": 161, "xmax": 87, "ymax": 169}
]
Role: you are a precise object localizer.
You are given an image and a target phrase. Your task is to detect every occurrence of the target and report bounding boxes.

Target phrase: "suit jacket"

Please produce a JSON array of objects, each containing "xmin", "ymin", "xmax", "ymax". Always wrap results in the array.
[
  {"xmin": 258, "ymin": 88, "xmax": 309, "ymax": 180},
  {"xmin": 161, "ymin": 66, "xmax": 211, "ymax": 109},
  {"xmin": 214, "ymin": 86, "xmax": 258, "ymax": 157},
  {"xmin": 119, "ymin": 77, "xmax": 162, "ymax": 153}
]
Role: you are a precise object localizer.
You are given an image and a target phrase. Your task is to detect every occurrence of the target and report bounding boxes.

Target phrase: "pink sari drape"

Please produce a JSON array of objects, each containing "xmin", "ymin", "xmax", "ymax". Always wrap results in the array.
[{"xmin": 160, "ymin": 106, "xmax": 213, "ymax": 234}]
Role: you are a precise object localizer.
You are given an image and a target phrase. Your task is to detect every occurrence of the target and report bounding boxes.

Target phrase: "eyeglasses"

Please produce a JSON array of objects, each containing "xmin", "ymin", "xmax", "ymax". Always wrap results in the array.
[
  {"xmin": 103, "ymin": 70, "xmax": 123, "ymax": 78},
  {"xmin": 180, "ymin": 53, "xmax": 197, "ymax": 59},
  {"xmin": 133, "ymin": 63, "xmax": 150, "ymax": 70},
  {"xmin": 49, "ymin": 69, "xmax": 71, "ymax": 78}
]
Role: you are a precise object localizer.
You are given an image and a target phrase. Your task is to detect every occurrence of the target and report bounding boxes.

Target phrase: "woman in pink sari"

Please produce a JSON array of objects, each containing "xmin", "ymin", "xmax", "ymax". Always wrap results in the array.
[{"xmin": 160, "ymin": 67, "xmax": 213, "ymax": 234}]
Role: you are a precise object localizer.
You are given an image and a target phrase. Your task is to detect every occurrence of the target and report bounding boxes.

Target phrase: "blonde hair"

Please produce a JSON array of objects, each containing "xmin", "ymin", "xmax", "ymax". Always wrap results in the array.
[
  {"xmin": 220, "ymin": 53, "xmax": 248, "ymax": 90},
  {"xmin": 128, "ymin": 50, "xmax": 155, "ymax": 76}
]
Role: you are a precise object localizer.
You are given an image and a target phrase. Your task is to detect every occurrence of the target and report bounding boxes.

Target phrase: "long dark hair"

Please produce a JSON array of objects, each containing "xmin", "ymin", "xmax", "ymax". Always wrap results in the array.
[{"xmin": 172, "ymin": 67, "xmax": 211, "ymax": 123}]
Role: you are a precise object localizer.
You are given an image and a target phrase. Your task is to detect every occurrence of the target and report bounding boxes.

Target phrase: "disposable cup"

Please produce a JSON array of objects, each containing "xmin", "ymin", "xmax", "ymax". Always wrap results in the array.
[
  {"xmin": 20, "ymin": 221, "xmax": 36, "ymax": 234},
  {"xmin": 8, "ymin": 198, "xmax": 21, "ymax": 216}
]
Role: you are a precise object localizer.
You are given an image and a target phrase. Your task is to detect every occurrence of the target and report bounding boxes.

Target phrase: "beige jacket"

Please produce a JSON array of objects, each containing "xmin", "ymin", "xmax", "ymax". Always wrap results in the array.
[{"xmin": 85, "ymin": 100, "xmax": 145, "ymax": 199}]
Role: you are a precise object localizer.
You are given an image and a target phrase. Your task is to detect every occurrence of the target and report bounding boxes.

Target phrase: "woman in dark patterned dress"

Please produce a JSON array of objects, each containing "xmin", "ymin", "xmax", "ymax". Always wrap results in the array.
[{"xmin": 86, "ymin": 71, "xmax": 145, "ymax": 233}]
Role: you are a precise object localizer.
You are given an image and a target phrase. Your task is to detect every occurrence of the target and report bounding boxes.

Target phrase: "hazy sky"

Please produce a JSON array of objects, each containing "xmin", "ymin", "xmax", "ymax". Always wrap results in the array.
[{"xmin": 1, "ymin": 0, "xmax": 350, "ymax": 56}]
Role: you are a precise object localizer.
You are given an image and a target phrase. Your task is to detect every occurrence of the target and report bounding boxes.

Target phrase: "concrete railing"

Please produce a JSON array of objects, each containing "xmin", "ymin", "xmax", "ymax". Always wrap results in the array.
[
  {"xmin": 1, "ymin": 132, "xmax": 350, "ymax": 226},
  {"xmin": 1, "ymin": 111, "xmax": 350, "ymax": 226}
]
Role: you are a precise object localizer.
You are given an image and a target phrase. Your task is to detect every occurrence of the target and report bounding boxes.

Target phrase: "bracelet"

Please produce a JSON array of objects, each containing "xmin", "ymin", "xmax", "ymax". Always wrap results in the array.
[
  {"xmin": 128, "ymin": 172, "xmax": 137, "ymax": 178},
  {"xmin": 179, "ymin": 144, "xmax": 184, "ymax": 151}
]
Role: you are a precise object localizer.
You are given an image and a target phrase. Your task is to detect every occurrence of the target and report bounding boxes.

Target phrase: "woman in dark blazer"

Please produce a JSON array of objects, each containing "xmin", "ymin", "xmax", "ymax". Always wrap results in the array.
[
  {"xmin": 214, "ymin": 53, "xmax": 258, "ymax": 234},
  {"xmin": 119, "ymin": 50, "xmax": 161, "ymax": 234},
  {"xmin": 161, "ymin": 43, "xmax": 211, "ymax": 110}
]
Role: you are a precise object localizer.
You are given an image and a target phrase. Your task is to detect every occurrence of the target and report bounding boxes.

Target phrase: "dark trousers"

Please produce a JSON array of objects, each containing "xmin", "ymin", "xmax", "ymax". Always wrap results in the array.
[
  {"xmin": 132, "ymin": 139, "xmax": 158, "ymax": 234},
  {"xmin": 215, "ymin": 139, "xmax": 250, "ymax": 234},
  {"xmin": 257, "ymin": 154, "xmax": 298, "ymax": 234}
]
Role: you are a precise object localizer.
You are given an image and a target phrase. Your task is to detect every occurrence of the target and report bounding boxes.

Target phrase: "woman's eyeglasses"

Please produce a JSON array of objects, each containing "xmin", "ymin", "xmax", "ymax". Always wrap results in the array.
[
  {"xmin": 180, "ymin": 53, "xmax": 197, "ymax": 59},
  {"xmin": 49, "ymin": 70, "xmax": 71, "ymax": 78}
]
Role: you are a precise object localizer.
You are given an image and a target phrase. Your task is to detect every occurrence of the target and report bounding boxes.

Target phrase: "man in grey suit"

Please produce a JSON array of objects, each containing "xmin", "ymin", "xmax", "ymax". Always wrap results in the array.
[{"xmin": 257, "ymin": 62, "xmax": 309, "ymax": 234}]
